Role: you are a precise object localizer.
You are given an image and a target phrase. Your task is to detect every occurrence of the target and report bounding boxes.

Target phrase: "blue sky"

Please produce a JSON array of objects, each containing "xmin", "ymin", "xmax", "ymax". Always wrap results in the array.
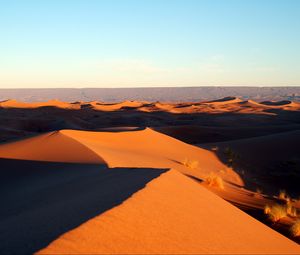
[{"xmin": 0, "ymin": 0, "xmax": 299, "ymax": 88}]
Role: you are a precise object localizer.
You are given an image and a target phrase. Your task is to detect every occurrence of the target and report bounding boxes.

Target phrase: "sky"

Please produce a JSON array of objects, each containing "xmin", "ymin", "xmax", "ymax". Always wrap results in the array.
[{"xmin": 0, "ymin": 0, "xmax": 299, "ymax": 88}]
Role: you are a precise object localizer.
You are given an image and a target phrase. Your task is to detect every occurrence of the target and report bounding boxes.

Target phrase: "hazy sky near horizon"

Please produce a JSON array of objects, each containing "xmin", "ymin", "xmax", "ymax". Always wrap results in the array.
[{"xmin": 0, "ymin": 0, "xmax": 300, "ymax": 88}]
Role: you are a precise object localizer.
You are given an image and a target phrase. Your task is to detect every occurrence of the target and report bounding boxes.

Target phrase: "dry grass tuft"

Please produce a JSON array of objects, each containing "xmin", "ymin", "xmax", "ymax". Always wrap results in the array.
[
  {"xmin": 264, "ymin": 204, "xmax": 287, "ymax": 222},
  {"xmin": 224, "ymin": 147, "xmax": 238, "ymax": 166},
  {"xmin": 290, "ymin": 220, "xmax": 300, "ymax": 237},
  {"xmin": 204, "ymin": 173, "xmax": 224, "ymax": 189},
  {"xmin": 286, "ymin": 201, "xmax": 298, "ymax": 217},
  {"xmin": 279, "ymin": 190, "xmax": 290, "ymax": 202},
  {"xmin": 264, "ymin": 205, "xmax": 271, "ymax": 215},
  {"xmin": 254, "ymin": 188, "xmax": 263, "ymax": 198},
  {"xmin": 211, "ymin": 146, "xmax": 219, "ymax": 152},
  {"xmin": 182, "ymin": 158, "xmax": 199, "ymax": 169}
]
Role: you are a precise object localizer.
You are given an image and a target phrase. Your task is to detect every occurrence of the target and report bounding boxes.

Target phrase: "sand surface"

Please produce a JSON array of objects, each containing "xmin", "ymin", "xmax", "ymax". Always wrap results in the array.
[
  {"xmin": 38, "ymin": 170, "xmax": 300, "ymax": 254},
  {"xmin": 0, "ymin": 97, "xmax": 299, "ymax": 253}
]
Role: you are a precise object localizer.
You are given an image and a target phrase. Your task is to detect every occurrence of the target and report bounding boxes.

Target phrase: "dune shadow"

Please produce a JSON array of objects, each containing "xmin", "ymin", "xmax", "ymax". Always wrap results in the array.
[
  {"xmin": 0, "ymin": 158, "xmax": 167, "ymax": 254},
  {"xmin": 198, "ymin": 130, "xmax": 300, "ymax": 197},
  {"xmin": 0, "ymin": 105, "xmax": 300, "ymax": 144}
]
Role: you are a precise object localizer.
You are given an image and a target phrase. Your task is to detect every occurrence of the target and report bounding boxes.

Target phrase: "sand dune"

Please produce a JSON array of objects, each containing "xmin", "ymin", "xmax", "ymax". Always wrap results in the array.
[
  {"xmin": 0, "ymin": 157, "xmax": 166, "ymax": 254},
  {"xmin": 91, "ymin": 100, "xmax": 147, "ymax": 111},
  {"xmin": 247, "ymin": 99, "xmax": 300, "ymax": 109},
  {"xmin": 0, "ymin": 97, "xmax": 299, "ymax": 253},
  {"xmin": 0, "ymin": 99, "xmax": 80, "ymax": 109},
  {"xmin": 202, "ymin": 130, "xmax": 300, "ymax": 196},
  {"xmin": 38, "ymin": 169, "xmax": 300, "ymax": 254},
  {"xmin": 1, "ymin": 98, "xmax": 299, "ymax": 114},
  {"xmin": 0, "ymin": 128, "xmax": 241, "ymax": 185},
  {"xmin": 204, "ymin": 96, "xmax": 243, "ymax": 105},
  {"xmin": 0, "ymin": 131, "xmax": 105, "ymax": 164}
]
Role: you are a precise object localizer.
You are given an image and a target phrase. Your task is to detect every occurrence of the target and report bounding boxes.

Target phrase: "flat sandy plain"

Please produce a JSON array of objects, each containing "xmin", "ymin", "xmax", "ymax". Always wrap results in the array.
[{"xmin": 0, "ymin": 97, "xmax": 299, "ymax": 254}]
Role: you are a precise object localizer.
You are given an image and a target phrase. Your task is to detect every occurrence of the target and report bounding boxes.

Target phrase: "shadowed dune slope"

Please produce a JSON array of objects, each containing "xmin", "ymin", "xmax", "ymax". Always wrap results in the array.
[
  {"xmin": 38, "ymin": 170, "xmax": 300, "ymax": 254},
  {"xmin": 204, "ymin": 96, "xmax": 243, "ymax": 104},
  {"xmin": 201, "ymin": 130, "xmax": 300, "ymax": 195}
]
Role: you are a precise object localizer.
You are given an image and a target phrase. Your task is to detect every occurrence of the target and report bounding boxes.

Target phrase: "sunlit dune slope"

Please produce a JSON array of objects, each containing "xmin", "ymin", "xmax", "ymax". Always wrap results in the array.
[
  {"xmin": 0, "ymin": 98, "xmax": 299, "ymax": 114},
  {"xmin": 0, "ymin": 131, "xmax": 105, "ymax": 163},
  {"xmin": 91, "ymin": 100, "xmax": 147, "ymax": 111},
  {"xmin": 0, "ymin": 128, "xmax": 241, "ymax": 185},
  {"xmin": 0, "ymin": 99, "xmax": 80, "ymax": 109},
  {"xmin": 38, "ymin": 169, "xmax": 300, "ymax": 254}
]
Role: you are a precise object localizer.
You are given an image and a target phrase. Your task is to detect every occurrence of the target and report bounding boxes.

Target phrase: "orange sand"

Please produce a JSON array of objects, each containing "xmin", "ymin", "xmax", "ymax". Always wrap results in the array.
[
  {"xmin": 38, "ymin": 170, "xmax": 300, "ymax": 254},
  {"xmin": 0, "ymin": 128, "xmax": 242, "ymax": 185}
]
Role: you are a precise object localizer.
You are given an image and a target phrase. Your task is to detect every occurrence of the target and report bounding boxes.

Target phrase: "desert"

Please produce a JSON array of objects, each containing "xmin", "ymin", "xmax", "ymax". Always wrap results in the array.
[{"xmin": 0, "ymin": 97, "xmax": 299, "ymax": 254}]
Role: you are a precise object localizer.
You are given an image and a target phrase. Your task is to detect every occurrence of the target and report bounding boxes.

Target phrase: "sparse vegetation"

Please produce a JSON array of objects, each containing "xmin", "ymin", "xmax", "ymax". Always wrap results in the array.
[
  {"xmin": 204, "ymin": 173, "xmax": 224, "ymax": 189},
  {"xmin": 264, "ymin": 205, "xmax": 271, "ymax": 215},
  {"xmin": 279, "ymin": 190, "xmax": 290, "ymax": 201},
  {"xmin": 265, "ymin": 192, "xmax": 298, "ymax": 223},
  {"xmin": 290, "ymin": 220, "xmax": 300, "ymax": 237},
  {"xmin": 254, "ymin": 188, "xmax": 263, "ymax": 198},
  {"xmin": 211, "ymin": 146, "xmax": 219, "ymax": 152},
  {"xmin": 223, "ymin": 147, "xmax": 238, "ymax": 166},
  {"xmin": 286, "ymin": 201, "xmax": 297, "ymax": 217},
  {"xmin": 182, "ymin": 158, "xmax": 198, "ymax": 169},
  {"xmin": 264, "ymin": 204, "xmax": 287, "ymax": 222}
]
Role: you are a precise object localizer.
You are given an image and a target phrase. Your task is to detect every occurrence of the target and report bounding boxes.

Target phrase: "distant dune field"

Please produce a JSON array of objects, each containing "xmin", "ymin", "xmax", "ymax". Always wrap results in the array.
[{"xmin": 0, "ymin": 96, "xmax": 299, "ymax": 253}]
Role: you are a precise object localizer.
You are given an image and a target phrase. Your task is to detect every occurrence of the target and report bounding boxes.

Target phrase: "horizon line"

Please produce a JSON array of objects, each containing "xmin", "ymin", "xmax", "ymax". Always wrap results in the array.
[{"xmin": 0, "ymin": 85, "xmax": 299, "ymax": 89}]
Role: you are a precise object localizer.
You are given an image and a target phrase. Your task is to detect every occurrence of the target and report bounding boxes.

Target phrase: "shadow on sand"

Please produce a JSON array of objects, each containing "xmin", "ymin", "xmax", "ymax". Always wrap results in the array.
[{"xmin": 0, "ymin": 158, "xmax": 167, "ymax": 254}]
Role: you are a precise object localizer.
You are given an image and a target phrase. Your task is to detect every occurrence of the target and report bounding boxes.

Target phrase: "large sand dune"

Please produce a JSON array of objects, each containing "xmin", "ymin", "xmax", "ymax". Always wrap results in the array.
[
  {"xmin": 38, "ymin": 169, "xmax": 300, "ymax": 254},
  {"xmin": 0, "ymin": 128, "xmax": 241, "ymax": 185},
  {"xmin": 0, "ymin": 158, "xmax": 166, "ymax": 254}
]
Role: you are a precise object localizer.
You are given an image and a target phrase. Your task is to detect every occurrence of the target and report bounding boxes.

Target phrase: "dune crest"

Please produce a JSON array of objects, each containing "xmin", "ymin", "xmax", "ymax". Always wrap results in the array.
[
  {"xmin": 0, "ymin": 131, "xmax": 105, "ymax": 163},
  {"xmin": 204, "ymin": 96, "xmax": 243, "ymax": 105},
  {"xmin": 0, "ymin": 98, "xmax": 299, "ymax": 113},
  {"xmin": 0, "ymin": 128, "xmax": 242, "ymax": 185},
  {"xmin": 0, "ymin": 99, "xmax": 80, "ymax": 109},
  {"xmin": 38, "ymin": 169, "xmax": 300, "ymax": 254}
]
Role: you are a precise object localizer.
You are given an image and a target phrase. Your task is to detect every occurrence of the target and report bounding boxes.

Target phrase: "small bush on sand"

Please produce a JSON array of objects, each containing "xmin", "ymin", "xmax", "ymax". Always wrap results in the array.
[
  {"xmin": 287, "ymin": 201, "xmax": 297, "ymax": 217},
  {"xmin": 264, "ymin": 204, "xmax": 287, "ymax": 222},
  {"xmin": 279, "ymin": 190, "xmax": 290, "ymax": 202},
  {"xmin": 205, "ymin": 173, "xmax": 224, "ymax": 189},
  {"xmin": 182, "ymin": 158, "xmax": 198, "ymax": 169},
  {"xmin": 264, "ymin": 205, "xmax": 271, "ymax": 215},
  {"xmin": 290, "ymin": 220, "xmax": 300, "ymax": 237},
  {"xmin": 211, "ymin": 146, "xmax": 219, "ymax": 152},
  {"xmin": 254, "ymin": 188, "xmax": 263, "ymax": 198},
  {"xmin": 224, "ymin": 147, "xmax": 238, "ymax": 166}
]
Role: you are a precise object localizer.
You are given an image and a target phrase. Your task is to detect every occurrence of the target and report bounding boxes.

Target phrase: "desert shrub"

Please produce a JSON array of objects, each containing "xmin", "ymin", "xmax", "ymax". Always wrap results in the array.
[
  {"xmin": 224, "ymin": 147, "xmax": 238, "ymax": 166},
  {"xmin": 264, "ymin": 204, "xmax": 287, "ymax": 222},
  {"xmin": 290, "ymin": 220, "xmax": 300, "ymax": 237},
  {"xmin": 264, "ymin": 205, "xmax": 271, "ymax": 215},
  {"xmin": 182, "ymin": 158, "xmax": 198, "ymax": 169},
  {"xmin": 286, "ymin": 201, "xmax": 297, "ymax": 217},
  {"xmin": 211, "ymin": 146, "xmax": 219, "ymax": 151},
  {"xmin": 278, "ymin": 190, "xmax": 290, "ymax": 202},
  {"xmin": 204, "ymin": 173, "xmax": 224, "ymax": 189},
  {"xmin": 254, "ymin": 188, "xmax": 263, "ymax": 198}
]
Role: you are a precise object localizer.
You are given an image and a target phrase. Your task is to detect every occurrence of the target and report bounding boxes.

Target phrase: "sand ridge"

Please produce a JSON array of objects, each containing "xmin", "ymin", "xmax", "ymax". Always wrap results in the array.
[
  {"xmin": 1, "ymin": 97, "xmax": 299, "ymax": 113},
  {"xmin": 38, "ymin": 169, "xmax": 300, "ymax": 254},
  {"xmin": 0, "ymin": 128, "xmax": 242, "ymax": 185}
]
